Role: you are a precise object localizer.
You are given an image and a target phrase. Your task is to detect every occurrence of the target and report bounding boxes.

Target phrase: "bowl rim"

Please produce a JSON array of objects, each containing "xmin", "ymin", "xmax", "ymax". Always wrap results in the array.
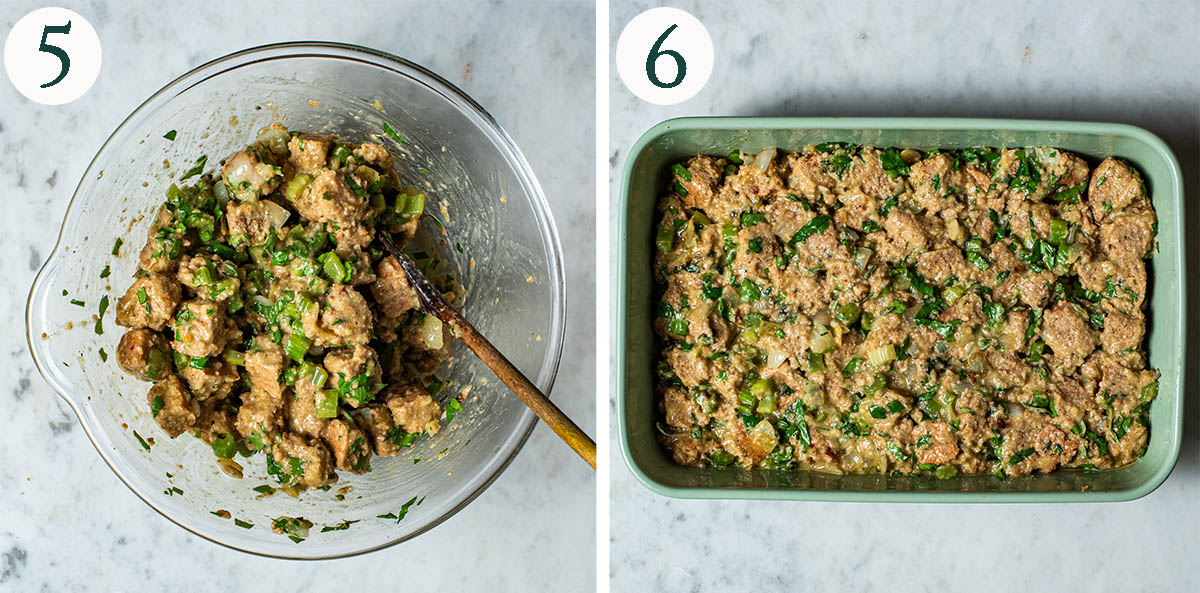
[
  {"xmin": 25, "ymin": 41, "xmax": 567, "ymax": 558},
  {"xmin": 616, "ymin": 116, "xmax": 1185, "ymax": 502}
]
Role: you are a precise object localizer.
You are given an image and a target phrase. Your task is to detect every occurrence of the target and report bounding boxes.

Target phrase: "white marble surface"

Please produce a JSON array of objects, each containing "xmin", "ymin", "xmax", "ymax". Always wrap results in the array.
[
  {"xmin": 0, "ymin": 0, "xmax": 594, "ymax": 590},
  {"xmin": 610, "ymin": 1, "xmax": 1199, "ymax": 591}
]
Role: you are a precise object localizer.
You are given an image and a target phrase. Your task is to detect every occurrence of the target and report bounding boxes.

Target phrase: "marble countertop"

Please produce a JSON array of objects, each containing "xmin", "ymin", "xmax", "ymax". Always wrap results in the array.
[
  {"xmin": 609, "ymin": 1, "xmax": 1199, "ymax": 591},
  {"xmin": 0, "ymin": 0, "xmax": 594, "ymax": 590}
]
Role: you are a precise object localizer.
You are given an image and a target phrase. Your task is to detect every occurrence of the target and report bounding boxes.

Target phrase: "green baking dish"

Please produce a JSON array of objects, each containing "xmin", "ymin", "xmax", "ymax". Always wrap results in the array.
[{"xmin": 616, "ymin": 117, "xmax": 1185, "ymax": 502}]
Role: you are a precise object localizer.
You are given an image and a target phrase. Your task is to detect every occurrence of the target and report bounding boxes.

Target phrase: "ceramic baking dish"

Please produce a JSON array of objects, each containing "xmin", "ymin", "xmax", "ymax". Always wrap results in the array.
[{"xmin": 616, "ymin": 117, "xmax": 1185, "ymax": 502}]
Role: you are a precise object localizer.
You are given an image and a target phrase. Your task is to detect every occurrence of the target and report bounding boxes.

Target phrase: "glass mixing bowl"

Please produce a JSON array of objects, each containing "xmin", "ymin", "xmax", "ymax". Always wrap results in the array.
[{"xmin": 25, "ymin": 42, "xmax": 565, "ymax": 558}]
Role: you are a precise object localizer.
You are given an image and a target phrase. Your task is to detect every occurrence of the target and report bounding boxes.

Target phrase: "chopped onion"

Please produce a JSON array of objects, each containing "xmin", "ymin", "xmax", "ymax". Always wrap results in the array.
[
  {"xmin": 754, "ymin": 147, "xmax": 777, "ymax": 172},
  {"xmin": 260, "ymin": 200, "xmax": 291, "ymax": 229},
  {"xmin": 813, "ymin": 310, "xmax": 831, "ymax": 326},
  {"xmin": 803, "ymin": 383, "xmax": 824, "ymax": 408},
  {"xmin": 213, "ymin": 179, "xmax": 230, "ymax": 203},
  {"xmin": 256, "ymin": 126, "xmax": 291, "ymax": 155},
  {"xmin": 766, "ymin": 348, "xmax": 789, "ymax": 369},
  {"xmin": 748, "ymin": 419, "xmax": 779, "ymax": 455},
  {"xmin": 810, "ymin": 324, "xmax": 835, "ymax": 354},
  {"xmin": 419, "ymin": 315, "xmax": 444, "ymax": 350},
  {"xmin": 853, "ymin": 247, "xmax": 873, "ymax": 270},
  {"xmin": 946, "ymin": 218, "xmax": 964, "ymax": 242},
  {"xmin": 1065, "ymin": 244, "xmax": 1085, "ymax": 265}
]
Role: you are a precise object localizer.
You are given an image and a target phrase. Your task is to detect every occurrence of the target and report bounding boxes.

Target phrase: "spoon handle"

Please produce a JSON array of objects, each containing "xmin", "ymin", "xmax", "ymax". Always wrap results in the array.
[{"xmin": 380, "ymin": 234, "xmax": 596, "ymax": 470}]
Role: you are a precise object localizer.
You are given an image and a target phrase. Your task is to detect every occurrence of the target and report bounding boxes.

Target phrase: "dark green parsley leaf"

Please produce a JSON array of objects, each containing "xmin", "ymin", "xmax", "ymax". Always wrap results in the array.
[
  {"xmin": 377, "ymin": 496, "xmax": 420, "ymax": 524},
  {"xmin": 791, "ymin": 215, "xmax": 831, "ymax": 244},
  {"xmin": 1048, "ymin": 181, "xmax": 1087, "ymax": 204},
  {"xmin": 1008, "ymin": 447, "xmax": 1036, "ymax": 467},
  {"xmin": 445, "ymin": 398, "xmax": 464, "ymax": 423},
  {"xmin": 321, "ymin": 519, "xmax": 359, "ymax": 533},
  {"xmin": 382, "ymin": 122, "xmax": 407, "ymax": 145},
  {"xmin": 133, "ymin": 430, "xmax": 151, "ymax": 451},
  {"xmin": 181, "ymin": 155, "xmax": 208, "ymax": 181},
  {"xmin": 672, "ymin": 163, "xmax": 692, "ymax": 182},
  {"xmin": 879, "ymin": 148, "xmax": 910, "ymax": 178},
  {"xmin": 827, "ymin": 154, "xmax": 852, "ymax": 179}
]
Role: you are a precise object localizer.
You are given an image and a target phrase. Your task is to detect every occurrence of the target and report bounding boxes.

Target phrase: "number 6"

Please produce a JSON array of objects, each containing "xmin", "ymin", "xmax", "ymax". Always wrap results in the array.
[
  {"xmin": 38, "ymin": 21, "xmax": 72, "ymax": 89},
  {"xmin": 646, "ymin": 24, "xmax": 686, "ymax": 89}
]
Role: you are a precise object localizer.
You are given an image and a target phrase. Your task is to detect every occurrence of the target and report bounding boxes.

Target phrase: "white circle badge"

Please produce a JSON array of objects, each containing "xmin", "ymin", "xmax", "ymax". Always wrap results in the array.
[
  {"xmin": 4, "ymin": 7, "xmax": 102, "ymax": 105},
  {"xmin": 616, "ymin": 7, "xmax": 713, "ymax": 105}
]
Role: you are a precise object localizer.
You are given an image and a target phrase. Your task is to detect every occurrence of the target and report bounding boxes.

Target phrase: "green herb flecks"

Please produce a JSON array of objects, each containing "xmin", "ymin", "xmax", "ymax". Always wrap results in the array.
[
  {"xmin": 272, "ymin": 516, "xmax": 313, "ymax": 543},
  {"xmin": 1008, "ymin": 447, "xmax": 1036, "ymax": 467},
  {"xmin": 879, "ymin": 148, "xmax": 909, "ymax": 178},
  {"xmin": 790, "ymin": 215, "xmax": 831, "ymax": 244},
  {"xmin": 133, "ymin": 430, "xmax": 152, "ymax": 452},
  {"xmin": 95, "ymin": 295, "xmax": 109, "ymax": 335},
  {"xmin": 445, "ymin": 398, "xmax": 464, "ymax": 423},
  {"xmin": 382, "ymin": 122, "xmax": 407, "ymax": 145},
  {"xmin": 181, "ymin": 155, "xmax": 208, "ymax": 181},
  {"xmin": 377, "ymin": 496, "xmax": 419, "ymax": 524},
  {"xmin": 321, "ymin": 519, "xmax": 359, "ymax": 533}
]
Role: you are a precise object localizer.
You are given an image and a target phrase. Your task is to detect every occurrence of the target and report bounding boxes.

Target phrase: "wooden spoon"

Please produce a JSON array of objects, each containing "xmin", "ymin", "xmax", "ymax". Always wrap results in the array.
[{"xmin": 379, "ymin": 233, "xmax": 596, "ymax": 470}]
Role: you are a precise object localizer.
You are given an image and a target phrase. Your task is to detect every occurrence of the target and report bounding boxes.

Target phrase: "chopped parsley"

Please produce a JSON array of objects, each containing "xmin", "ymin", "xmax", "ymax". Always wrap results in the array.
[
  {"xmin": 133, "ymin": 430, "xmax": 151, "ymax": 451},
  {"xmin": 377, "ymin": 496, "xmax": 419, "ymax": 523}
]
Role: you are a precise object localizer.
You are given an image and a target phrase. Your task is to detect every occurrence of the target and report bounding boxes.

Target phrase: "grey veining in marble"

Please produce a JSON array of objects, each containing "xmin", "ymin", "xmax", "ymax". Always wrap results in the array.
[
  {"xmin": 609, "ymin": 1, "xmax": 1199, "ymax": 591},
  {"xmin": 0, "ymin": 0, "xmax": 595, "ymax": 590}
]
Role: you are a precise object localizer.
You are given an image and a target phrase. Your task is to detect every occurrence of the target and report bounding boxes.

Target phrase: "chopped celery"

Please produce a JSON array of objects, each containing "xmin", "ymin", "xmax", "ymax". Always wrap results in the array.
[
  {"xmin": 863, "ymin": 373, "xmax": 887, "ymax": 396},
  {"xmin": 935, "ymin": 465, "xmax": 959, "ymax": 479},
  {"xmin": 315, "ymin": 390, "xmax": 339, "ymax": 418},
  {"xmin": 656, "ymin": 225, "xmax": 674, "ymax": 253},
  {"xmin": 222, "ymin": 350, "xmax": 245, "ymax": 366},
  {"xmin": 667, "ymin": 318, "xmax": 688, "ymax": 337},
  {"xmin": 943, "ymin": 284, "xmax": 966, "ymax": 305},
  {"xmin": 284, "ymin": 173, "xmax": 313, "ymax": 202},
  {"xmin": 399, "ymin": 193, "xmax": 425, "ymax": 220},
  {"xmin": 756, "ymin": 391, "xmax": 778, "ymax": 414},
  {"xmin": 1049, "ymin": 219, "xmax": 1069, "ymax": 244},
  {"xmin": 285, "ymin": 333, "xmax": 312, "ymax": 363},
  {"xmin": 835, "ymin": 302, "xmax": 861, "ymax": 324},
  {"xmin": 321, "ymin": 251, "xmax": 349, "ymax": 283},
  {"xmin": 808, "ymin": 351, "xmax": 825, "ymax": 372},
  {"xmin": 867, "ymin": 344, "xmax": 897, "ymax": 367},
  {"xmin": 749, "ymin": 379, "xmax": 774, "ymax": 396},
  {"xmin": 211, "ymin": 435, "xmax": 237, "ymax": 459}
]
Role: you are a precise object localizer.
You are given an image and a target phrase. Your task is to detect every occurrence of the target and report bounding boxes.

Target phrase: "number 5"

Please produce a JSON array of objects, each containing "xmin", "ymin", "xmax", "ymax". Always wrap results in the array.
[
  {"xmin": 646, "ymin": 24, "xmax": 686, "ymax": 89},
  {"xmin": 38, "ymin": 21, "xmax": 72, "ymax": 89}
]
